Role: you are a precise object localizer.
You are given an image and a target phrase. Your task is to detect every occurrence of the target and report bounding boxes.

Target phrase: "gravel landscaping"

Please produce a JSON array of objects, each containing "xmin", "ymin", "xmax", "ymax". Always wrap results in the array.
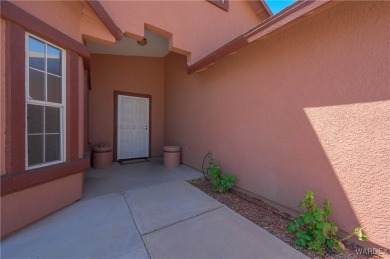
[{"xmin": 189, "ymin": 178, "xmax": 380, "ymax": 259}]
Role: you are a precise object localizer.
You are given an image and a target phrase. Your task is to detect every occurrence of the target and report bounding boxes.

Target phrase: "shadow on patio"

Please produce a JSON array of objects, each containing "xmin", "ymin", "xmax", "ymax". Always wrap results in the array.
[
  {"xmin": 83, "ymin": 157, "xmax": 202, "ymax": 199},
  {"xmin": 1, "ymin": 159, "xmax": 308, "ymax": 258}
]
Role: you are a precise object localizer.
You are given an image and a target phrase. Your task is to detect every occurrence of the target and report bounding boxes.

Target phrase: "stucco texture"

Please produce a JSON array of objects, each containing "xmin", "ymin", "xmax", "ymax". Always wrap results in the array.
[
  {"xmin": 89, "ymin": 54, "xmax": 164, "ymax": 157},
  {"xmin": 10, "ymin": 0, "xmax": 114, "ymax": 45},
  {"xmin": 0, "ymin": 18, "xmax": 6, "ymax": 175},
  {"xmin": 1, "ymin": 4, "xmax": 91, "ymax": 237},
  {"xmin": 1, "ymin": 173, "xmax": 84, "ymax": 238},
  {"xmin": 164, "ymin": 1, "xmax": 390, "ymax": 248},
  {"xmin": 78, "ymin": 57, "xmax": 85, "ymax": 159},
  {"xmin": 101, "ymin": 0, "xmax": 261, "ymax": 64}
]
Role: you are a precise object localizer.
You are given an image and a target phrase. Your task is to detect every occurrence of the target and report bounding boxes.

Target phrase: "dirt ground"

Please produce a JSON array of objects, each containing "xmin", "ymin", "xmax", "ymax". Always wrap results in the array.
[{"xmin": 189, "ymin": 178, "xmax": 379, "ymax": 259}]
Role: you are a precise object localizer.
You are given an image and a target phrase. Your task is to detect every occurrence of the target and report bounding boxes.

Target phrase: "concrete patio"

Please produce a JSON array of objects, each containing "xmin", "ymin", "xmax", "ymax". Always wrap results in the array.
[{"xmin": 1, "ymin": 159, "xmax": 307, "ymax": 259}]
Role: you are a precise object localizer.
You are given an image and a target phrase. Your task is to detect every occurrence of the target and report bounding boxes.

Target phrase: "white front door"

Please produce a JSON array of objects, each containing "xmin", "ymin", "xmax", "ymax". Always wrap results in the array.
[{"xmin": 117, "ymin": 95, "xmax": 149, "ymax": 160}]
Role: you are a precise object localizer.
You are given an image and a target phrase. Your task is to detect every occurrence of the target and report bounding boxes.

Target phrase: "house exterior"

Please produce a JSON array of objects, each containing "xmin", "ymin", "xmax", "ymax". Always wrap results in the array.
[{"xmin": 1, "ymin": 0, "xmax": 389, "ymax": 250}]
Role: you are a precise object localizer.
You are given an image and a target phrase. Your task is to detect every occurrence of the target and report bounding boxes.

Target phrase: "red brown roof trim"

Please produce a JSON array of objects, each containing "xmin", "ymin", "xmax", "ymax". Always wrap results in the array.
[
  {"xmin": 86, "ymin": 0, "xmax": 123, "ymax": 41},
  {"xmin": 207, "ymin": 0, "xmax": 229, "ymax": 12},
  {"xmin": 188, "ymin": 0, "xmax": 330, "ymax": 74},
  {"xmin": 0, "ymin": 0, "xmax": 90, "ymax": 59},
  {"xmin": 260, "ymin": 0, "xmax": 273, "ymax": 16}
]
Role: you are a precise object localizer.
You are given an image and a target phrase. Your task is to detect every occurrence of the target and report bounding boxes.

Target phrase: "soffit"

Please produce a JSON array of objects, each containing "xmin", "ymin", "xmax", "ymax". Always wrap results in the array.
[
  {"xmin": 188, "ymin": 0, "xmax": 335, "ymax": 74},
  {"xmin": 86, "ymin": 30, "xmax": 169, "ymax": 58}
]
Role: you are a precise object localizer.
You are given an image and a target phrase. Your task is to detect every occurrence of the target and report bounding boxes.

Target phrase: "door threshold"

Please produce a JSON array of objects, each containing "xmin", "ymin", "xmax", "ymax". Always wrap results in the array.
[{"xmin": 118, "ymin": 158, "xmax": 150, "ymax": 165}]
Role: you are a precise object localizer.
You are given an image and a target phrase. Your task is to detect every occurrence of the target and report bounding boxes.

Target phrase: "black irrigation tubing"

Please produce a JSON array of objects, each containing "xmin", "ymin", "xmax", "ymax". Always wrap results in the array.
[
  {"xmin": 201, "ymin": 152, "xmax": 212, "ymax": 181},
  {"xmin": 232, "ymin": 191, "xmax": 292, "ymax": 220},
  {"xmin": 201, "ymin": 151, "xmax": 292, "ymax": 220}
]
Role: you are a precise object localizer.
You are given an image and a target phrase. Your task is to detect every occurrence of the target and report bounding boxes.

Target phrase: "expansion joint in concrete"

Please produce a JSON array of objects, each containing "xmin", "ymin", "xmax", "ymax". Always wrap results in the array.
[
  {"xmin": 141, "ymin": 205, "xmax": 224, "ymax": 237},
  {"xmin": 123, "ymin": 193, "xmax": 152, "ymax": 259}
]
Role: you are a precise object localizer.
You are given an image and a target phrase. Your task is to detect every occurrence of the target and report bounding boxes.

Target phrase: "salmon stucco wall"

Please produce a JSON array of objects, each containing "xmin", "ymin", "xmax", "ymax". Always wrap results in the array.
[
  {"xmin": 1, "ymin": 173, "xmax": 84, "ymax": 238},
  {"xmin": 164, "ymin": 1, "xmax": 390, "ymax": 249},
  {"xmin": 101, "ymin": 0, "xmax": 262, "ymax": 65},
  {"xmin": 78, "ymin": 57, "xmax": 85, "ymax": 159},
  {"xmin": 89, "ymin": 54, "xmax": 164, "ymax": 157},
  {"xmin": 10, "ymin": 0, "xmax": 115, "ymax": 45},
  {"xmin": 0, "ymin": 18, "xmax": 6, "ymax": 175}
]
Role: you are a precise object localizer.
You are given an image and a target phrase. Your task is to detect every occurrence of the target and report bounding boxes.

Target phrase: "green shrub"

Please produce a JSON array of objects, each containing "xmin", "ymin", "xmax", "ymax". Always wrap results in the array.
[
  {"xmin": 206, "ymin": 158, "xmax": 237, "ymax": 193},
  {"xmin": 287, "ymin": 191, "xmax": 368, "ymax": 255}
]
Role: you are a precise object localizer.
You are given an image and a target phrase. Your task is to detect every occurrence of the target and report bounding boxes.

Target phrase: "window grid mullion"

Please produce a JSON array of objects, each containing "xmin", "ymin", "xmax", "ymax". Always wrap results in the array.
[
  {"xmin": 43, "ymin": 44, "xmax": 47, "ymax": 164},
  {"xmin": 26, "ymin": 34, "xmax": 66, "ymax": 169},
  {"xmin": 60, "ymin": 108, "xmax": 63, "ymax": 161},
  {"xmin": 27, "ymin": 100, "xmax": 64, "ymax": 108},
  {"xmin": 29, "ymin": 67, "xmax": 61, "ymax": 78},
  {"xmin": 42, "ymin": 105, "xmax": 46, "ymax": 163},
  {"xmin": 44, "ymin": 44, "xmax": 47, "ymax": 102}
]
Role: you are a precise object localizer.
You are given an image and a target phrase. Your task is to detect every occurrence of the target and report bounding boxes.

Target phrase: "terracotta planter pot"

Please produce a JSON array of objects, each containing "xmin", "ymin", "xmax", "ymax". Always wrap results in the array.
[
  {"xmin": 164, "ymin": 146, "xmax": 181, "ymax": 169},
  {"xmin": 93, "ymin": 145, "xmax": 113, "ymax": 169}
]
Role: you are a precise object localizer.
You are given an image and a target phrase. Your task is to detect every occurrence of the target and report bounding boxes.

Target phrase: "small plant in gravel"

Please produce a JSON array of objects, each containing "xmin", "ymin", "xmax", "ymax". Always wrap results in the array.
[
  {"xmin": 287, "ymin": 191, "xmax": 368, "ymax": 255},
  {"xmin": 206, "ymin": 157, "xmax": 237, "ymax": 193}
]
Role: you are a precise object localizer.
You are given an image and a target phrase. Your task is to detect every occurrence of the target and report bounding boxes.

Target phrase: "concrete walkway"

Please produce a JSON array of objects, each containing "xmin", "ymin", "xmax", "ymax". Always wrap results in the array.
[
  {"xmin": 1, "ymin": 160, "xmax": 307, "ymax": 259},
  {"xmin": 82, "ymin": 158, "xmax": 202, "ymax": 199}
]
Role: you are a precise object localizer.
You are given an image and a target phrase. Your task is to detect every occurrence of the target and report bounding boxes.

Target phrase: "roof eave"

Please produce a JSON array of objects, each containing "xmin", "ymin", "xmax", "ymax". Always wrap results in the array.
[
  {"xmin": 260, "ymin": 0, "xmax": 273, "ymax": 16},
  {"xmin": 85, "ymin": 0, "xmax": 123, "ymax": 41},
  {"xmin": 188, "ymin": 0, "xmax": 332, "ymax": 74}
]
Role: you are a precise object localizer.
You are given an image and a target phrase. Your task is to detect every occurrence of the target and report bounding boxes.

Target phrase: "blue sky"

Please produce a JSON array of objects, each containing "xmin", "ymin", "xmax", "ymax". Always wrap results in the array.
[{"xmin": 264, "ymin": 0, "xmax": 297, "ymax": 14}]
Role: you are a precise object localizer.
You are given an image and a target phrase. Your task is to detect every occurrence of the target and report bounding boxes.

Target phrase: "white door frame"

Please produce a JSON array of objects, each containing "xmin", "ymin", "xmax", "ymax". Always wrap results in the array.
[{"xmin": 114, "ymin": 91, "xmax": 151, "ymax": 160}]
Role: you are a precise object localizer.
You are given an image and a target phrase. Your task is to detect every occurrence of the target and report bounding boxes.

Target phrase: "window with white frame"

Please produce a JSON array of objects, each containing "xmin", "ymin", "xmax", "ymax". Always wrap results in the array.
[{"xmin": 26, "ymin": 34, "xmax": 66, "ymax": 169}]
